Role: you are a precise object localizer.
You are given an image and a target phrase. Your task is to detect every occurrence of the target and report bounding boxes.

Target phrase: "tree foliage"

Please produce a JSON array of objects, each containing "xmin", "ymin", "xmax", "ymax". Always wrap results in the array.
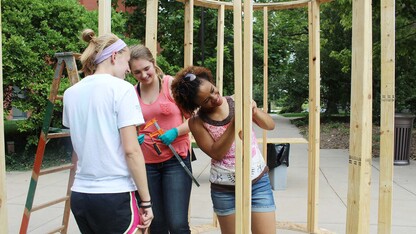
[
  {"xmin": 319, "ymin": 0, "xmax": 416, "ymax": 116},
  {"xmin": 123, "ymin": 1, "xmax": 416, "ymax": 116},
  {"xmin": 2, "ymin": 0, "xmax": 135, "ymax": 148},
  {"xmin": 124, "ymin": 0, "xmax": 237, "ymax": 95},
  {"xmin": 4, "ymin": 0, "xmax": 415, "ymax": 152},
  {"xmin": 392, "ymin": 0, "xmax": 416, "ymax": 113},
  {"xmin": 125, "ymin": 0, "xmax": 185, "ymax": 73}
]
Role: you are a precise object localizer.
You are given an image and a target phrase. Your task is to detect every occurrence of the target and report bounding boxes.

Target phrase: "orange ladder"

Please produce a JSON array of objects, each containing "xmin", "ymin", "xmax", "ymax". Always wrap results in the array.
[{"xmin": 19, "ymin": 52, "xmax": 80, "ymax": 234}]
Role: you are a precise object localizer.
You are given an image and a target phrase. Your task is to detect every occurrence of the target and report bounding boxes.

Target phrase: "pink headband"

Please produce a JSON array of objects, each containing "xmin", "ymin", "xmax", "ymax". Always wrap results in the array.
[{"xmin": 94, "ymin": 39, "xmax": 127, "ymax": 64}]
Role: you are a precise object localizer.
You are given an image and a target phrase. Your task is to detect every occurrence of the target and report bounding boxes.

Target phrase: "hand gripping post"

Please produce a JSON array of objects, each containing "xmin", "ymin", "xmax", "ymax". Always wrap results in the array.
[{"xmin": 144, "ymin": 118, "xmax": 200, "ymax": 187}]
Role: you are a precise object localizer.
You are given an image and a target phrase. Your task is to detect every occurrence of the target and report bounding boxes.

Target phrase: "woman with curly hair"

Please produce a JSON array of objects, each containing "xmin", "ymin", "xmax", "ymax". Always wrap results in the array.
[{"xmin": 171, "ymin": 66, "xmax": 276, "ymax": 234}]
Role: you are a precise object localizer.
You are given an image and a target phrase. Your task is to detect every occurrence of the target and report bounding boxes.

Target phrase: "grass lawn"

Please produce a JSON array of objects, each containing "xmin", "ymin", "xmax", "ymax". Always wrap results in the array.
[{"xmin": 287, "ymin": 114, "xmax": 416, "ymax": 160}]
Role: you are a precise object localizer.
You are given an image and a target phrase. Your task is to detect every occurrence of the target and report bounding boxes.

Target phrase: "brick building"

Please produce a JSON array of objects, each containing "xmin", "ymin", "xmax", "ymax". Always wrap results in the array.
[{"xmin": 79, "ymin": 0, "xmax": 134, "ymax": 13}]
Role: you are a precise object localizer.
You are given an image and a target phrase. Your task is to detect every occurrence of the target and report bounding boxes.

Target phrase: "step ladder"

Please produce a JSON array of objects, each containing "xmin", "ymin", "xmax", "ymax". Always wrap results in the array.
[{"xmin": 19, "ymin": 52, "xmax": 80, "ymax": 234}]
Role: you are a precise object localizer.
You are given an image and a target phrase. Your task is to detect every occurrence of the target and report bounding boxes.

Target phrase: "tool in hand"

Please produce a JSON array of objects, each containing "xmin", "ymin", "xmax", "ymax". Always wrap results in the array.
[
  {"xmin": 147, "ymin": 133, "xmax": 162, "ymax": 155},
  {"xmin": 144, "ymin": 118, "xmax": 200, "ymax": 187}
]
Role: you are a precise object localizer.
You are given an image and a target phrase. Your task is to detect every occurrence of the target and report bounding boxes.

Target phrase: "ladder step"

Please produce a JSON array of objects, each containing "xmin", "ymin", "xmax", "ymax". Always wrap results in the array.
[
  {"xmin": 47, "ymin": 127, "xmax": 70, "ymax": 138},
  {"xmin": 47, "ymin": 225, "xmax": 65, "ymax": 234},
  {"xmin": 73, "ymin": 53, "xmax": 81, "ymax": 60},
  {"xmin": 39, "ymin": 164, "xmax": 73, "ymax": 176},
  {"xmin": 20, "ymin": 51, "xmax": 79, "ymax": 234},
  {"xmin": 31, "ymin": 196, "xmax": 70, "ymax": 212},
  {"xmin": 47, "ymin": 132, "xmax": 70, "ymax": 138}
]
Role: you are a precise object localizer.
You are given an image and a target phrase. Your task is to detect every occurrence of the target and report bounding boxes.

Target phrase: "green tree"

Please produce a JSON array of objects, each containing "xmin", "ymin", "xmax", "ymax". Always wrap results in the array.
[
  {"xmin": 320, "ymin": 0, "xmax": 416, "ymax": 116},
  {"xmin": 124, "ymin": 0, "xmax": 416, "ymax": 116},
  {"xmin": 264, "ymin": 8, "xmax": 310, "ymax": 113},
  {"xmin": 391, "ymin": 0, "xmax": 416, "ymax": 113},
  {"xmin": 320, "ymin": 2, "xmax": 352, "ymax": 115},
  {"xmin": 125, "ymin": 0, "xmax": 237, "ymax": 95},
  {"xmin": 2, "ymin": 0, "xmax": 136, "ymax": 148},
  {"xmin": 125, "ymin": 0, "xmax": 185, "ymax": 70}
]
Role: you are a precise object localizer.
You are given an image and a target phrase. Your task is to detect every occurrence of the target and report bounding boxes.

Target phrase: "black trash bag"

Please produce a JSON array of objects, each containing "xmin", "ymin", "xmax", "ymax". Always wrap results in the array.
[
  {"xmin": 267, "ymin": 143, "xmax": 290, "ymax": 169},
  {"xmin": 191, "ymin": 148, "xmax": 197, "ymax": 161}
]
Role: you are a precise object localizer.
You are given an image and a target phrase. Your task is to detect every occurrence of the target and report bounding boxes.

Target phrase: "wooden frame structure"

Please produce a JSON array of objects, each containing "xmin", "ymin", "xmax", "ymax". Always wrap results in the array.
[
  {"xmin": 171, "ymin": 1, "xmax": 330, "ymax": 233},
  {"xmin": 0, "ymin": 0, "xmax": 396, "ymax": 233},
  {"xmin": 378, "ymin": 0, "xmax": 396, "ymax": 233}
]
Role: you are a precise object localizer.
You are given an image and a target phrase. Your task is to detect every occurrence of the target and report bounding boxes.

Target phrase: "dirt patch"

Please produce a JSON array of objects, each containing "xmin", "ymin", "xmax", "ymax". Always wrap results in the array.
[{"xmin": 297, "ymin": 122, "xmax": 416, "ymax": 160}]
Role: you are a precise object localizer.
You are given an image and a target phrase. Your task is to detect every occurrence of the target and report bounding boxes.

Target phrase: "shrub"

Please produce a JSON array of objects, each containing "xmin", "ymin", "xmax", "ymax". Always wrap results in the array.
[{"xmin": 2, "ymin": 0, "xmax": 138, "ymax": 168}]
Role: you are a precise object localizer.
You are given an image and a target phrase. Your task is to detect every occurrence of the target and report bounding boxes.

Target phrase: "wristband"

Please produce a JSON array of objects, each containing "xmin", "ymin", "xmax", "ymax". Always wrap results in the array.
[{"xmin": 140, "ymin": 204, "xmax": 152, "ymax": 209}]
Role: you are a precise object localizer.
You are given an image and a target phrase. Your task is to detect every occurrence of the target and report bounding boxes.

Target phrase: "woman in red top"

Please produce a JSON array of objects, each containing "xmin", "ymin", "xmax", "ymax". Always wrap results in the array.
[{"xmin": 129, "ymin": 45, "xmax": 192, "ymax": 234}]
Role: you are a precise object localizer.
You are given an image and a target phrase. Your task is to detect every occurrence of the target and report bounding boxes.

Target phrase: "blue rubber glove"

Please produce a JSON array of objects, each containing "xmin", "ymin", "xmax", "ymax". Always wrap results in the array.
[
  {"xmin": 158, "ymin": 128, "xmax": 178, "ymax": 145},
  {"xmin": 137, "ymin": 134, "xmax": 145, "ymax": 145}
]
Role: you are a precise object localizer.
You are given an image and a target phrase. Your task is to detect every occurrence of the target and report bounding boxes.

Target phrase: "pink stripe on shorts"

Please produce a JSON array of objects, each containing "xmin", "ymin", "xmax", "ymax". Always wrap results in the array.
[{"xmin": 125, "ymin": 191, "xmax": 141, "ymax": 234}]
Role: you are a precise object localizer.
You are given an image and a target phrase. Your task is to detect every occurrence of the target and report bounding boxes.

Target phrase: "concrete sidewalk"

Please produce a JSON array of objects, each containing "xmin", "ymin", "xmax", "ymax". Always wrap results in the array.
[{"xmin": 6, "ymin": 115, "xmax": 416, "ymax": 233}]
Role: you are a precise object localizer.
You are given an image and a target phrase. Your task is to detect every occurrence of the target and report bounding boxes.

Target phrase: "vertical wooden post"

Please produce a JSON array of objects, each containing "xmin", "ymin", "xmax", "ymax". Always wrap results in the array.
[
  {"xmin": 184, "ymin": 0, "xmax": 194, "ymax": 67},
  {"xmin": 233, "ymin": 0, "xmax": 245, "ymax": 233},
  {"xmin": 378, "ymin": 0, "xmax": 395, "ymax": 233},
  {"xmin": 0, "ymin": 0, "xmax": 9, "ymax": 231},
  {"xmin": 216, "ymin": 5, "xmax": 225, "ymax": 95},
  {"xmin": 212, "ymin": 3, "xmax": 225, "ymax": 228},
  {"xmin": 346, "ymin": 0, "xmax": 373, "ymax": 233},
  {"xmin": 242, "ymin": 0, "xmax": 254, "ymax": 232},
  {"xmin": 145, "ymin": 0, "xmax": 159, "ymax": 58},
  {"xmin": 307, "ymin": 1, "xmax": 320, "ymax": 233},
  {"xmin": 262, "ymin": 7, "xmax": 269, "ymax": 158},
  {"xmin": 98, "ymin": 0, "xmax": 112, "ymax": 36}
]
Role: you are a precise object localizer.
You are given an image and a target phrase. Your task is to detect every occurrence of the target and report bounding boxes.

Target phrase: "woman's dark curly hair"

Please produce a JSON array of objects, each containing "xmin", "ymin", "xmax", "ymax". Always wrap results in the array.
[{"xmin": 171, "ymin": 66, "xmax": 214, "ymax": 116}]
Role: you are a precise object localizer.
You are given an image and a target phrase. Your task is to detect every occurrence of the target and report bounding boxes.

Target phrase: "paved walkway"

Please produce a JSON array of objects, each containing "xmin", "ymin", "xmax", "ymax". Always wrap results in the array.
[{"xmin": 6, "ymin": 115, "xmax": 416, "ymax": 233}]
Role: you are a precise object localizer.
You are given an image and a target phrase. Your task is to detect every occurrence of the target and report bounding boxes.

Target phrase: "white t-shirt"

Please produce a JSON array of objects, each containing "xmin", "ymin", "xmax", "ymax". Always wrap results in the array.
[{"xmin": 63, "ymin": 74, "xmax": 144, "ymax": 193}]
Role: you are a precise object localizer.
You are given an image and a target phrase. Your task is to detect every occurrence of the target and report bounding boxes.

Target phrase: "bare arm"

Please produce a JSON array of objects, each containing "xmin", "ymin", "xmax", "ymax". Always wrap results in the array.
[
  {"xmin": 68, "ymin": 151, "xmax": 78, "ymax": 190},
  {"xmin": 120, "ymin": 125, "xmax": 153, "ymax": 228},
  {"xmin": 252, "ymin": 100, "xmax": 275, "ymax": 130},
  {"xmin": 176, "ymin": 118, "xmax": 190, "ymax": 136},
  {"xmin": 189, "ymin": 116, "xmax": 235, "ymax": 161}
]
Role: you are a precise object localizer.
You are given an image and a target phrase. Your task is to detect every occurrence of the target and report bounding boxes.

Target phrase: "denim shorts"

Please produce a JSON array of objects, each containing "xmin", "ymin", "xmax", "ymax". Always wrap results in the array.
[{"xmin": 211, "ymin": 173, "xmax": 276, "ymax": 216}]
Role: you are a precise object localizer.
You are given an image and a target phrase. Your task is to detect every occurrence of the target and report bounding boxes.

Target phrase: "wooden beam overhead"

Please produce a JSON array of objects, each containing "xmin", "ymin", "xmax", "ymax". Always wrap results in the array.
[{"xmin": 176, "ymin": 0, "xmax": 332, "ymax": 11}]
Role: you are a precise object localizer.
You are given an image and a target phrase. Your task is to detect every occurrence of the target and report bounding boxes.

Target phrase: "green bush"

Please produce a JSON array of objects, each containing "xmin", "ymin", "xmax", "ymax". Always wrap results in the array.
[
  {"xmin": 2, "ymin": 0, "xmax": 138, "ymax": 169},
  {"xmin": 4, "ymin": 120, "xmax": 73, "ymax": 170}
]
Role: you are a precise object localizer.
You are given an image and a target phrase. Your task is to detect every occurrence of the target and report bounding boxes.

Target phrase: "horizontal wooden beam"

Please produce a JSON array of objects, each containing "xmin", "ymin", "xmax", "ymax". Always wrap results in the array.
[
  {"xmin": 276, "ymin": 221, "xmax": 334, "ymax": 233},
  {"xmin": 257, "ymin": 137, "xmax": 308, "ymax": 144},
  {"xmin": 191, "ymin": 137, "xmax": 307, "ymax": 144},
  {"xmin": 31, "ymin": 196, "xmax": 70, "ymax": 212},
  {"xmin": 190, "ymin": 221, "xmax": 335, "ymax": 233},
  {"xmin": 39, "ymin": 164, "xmax": 73, "ymax": 176},
  {"xmin": 176, "ymin": 0, "xmax": 332, "ymax": 11}
]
